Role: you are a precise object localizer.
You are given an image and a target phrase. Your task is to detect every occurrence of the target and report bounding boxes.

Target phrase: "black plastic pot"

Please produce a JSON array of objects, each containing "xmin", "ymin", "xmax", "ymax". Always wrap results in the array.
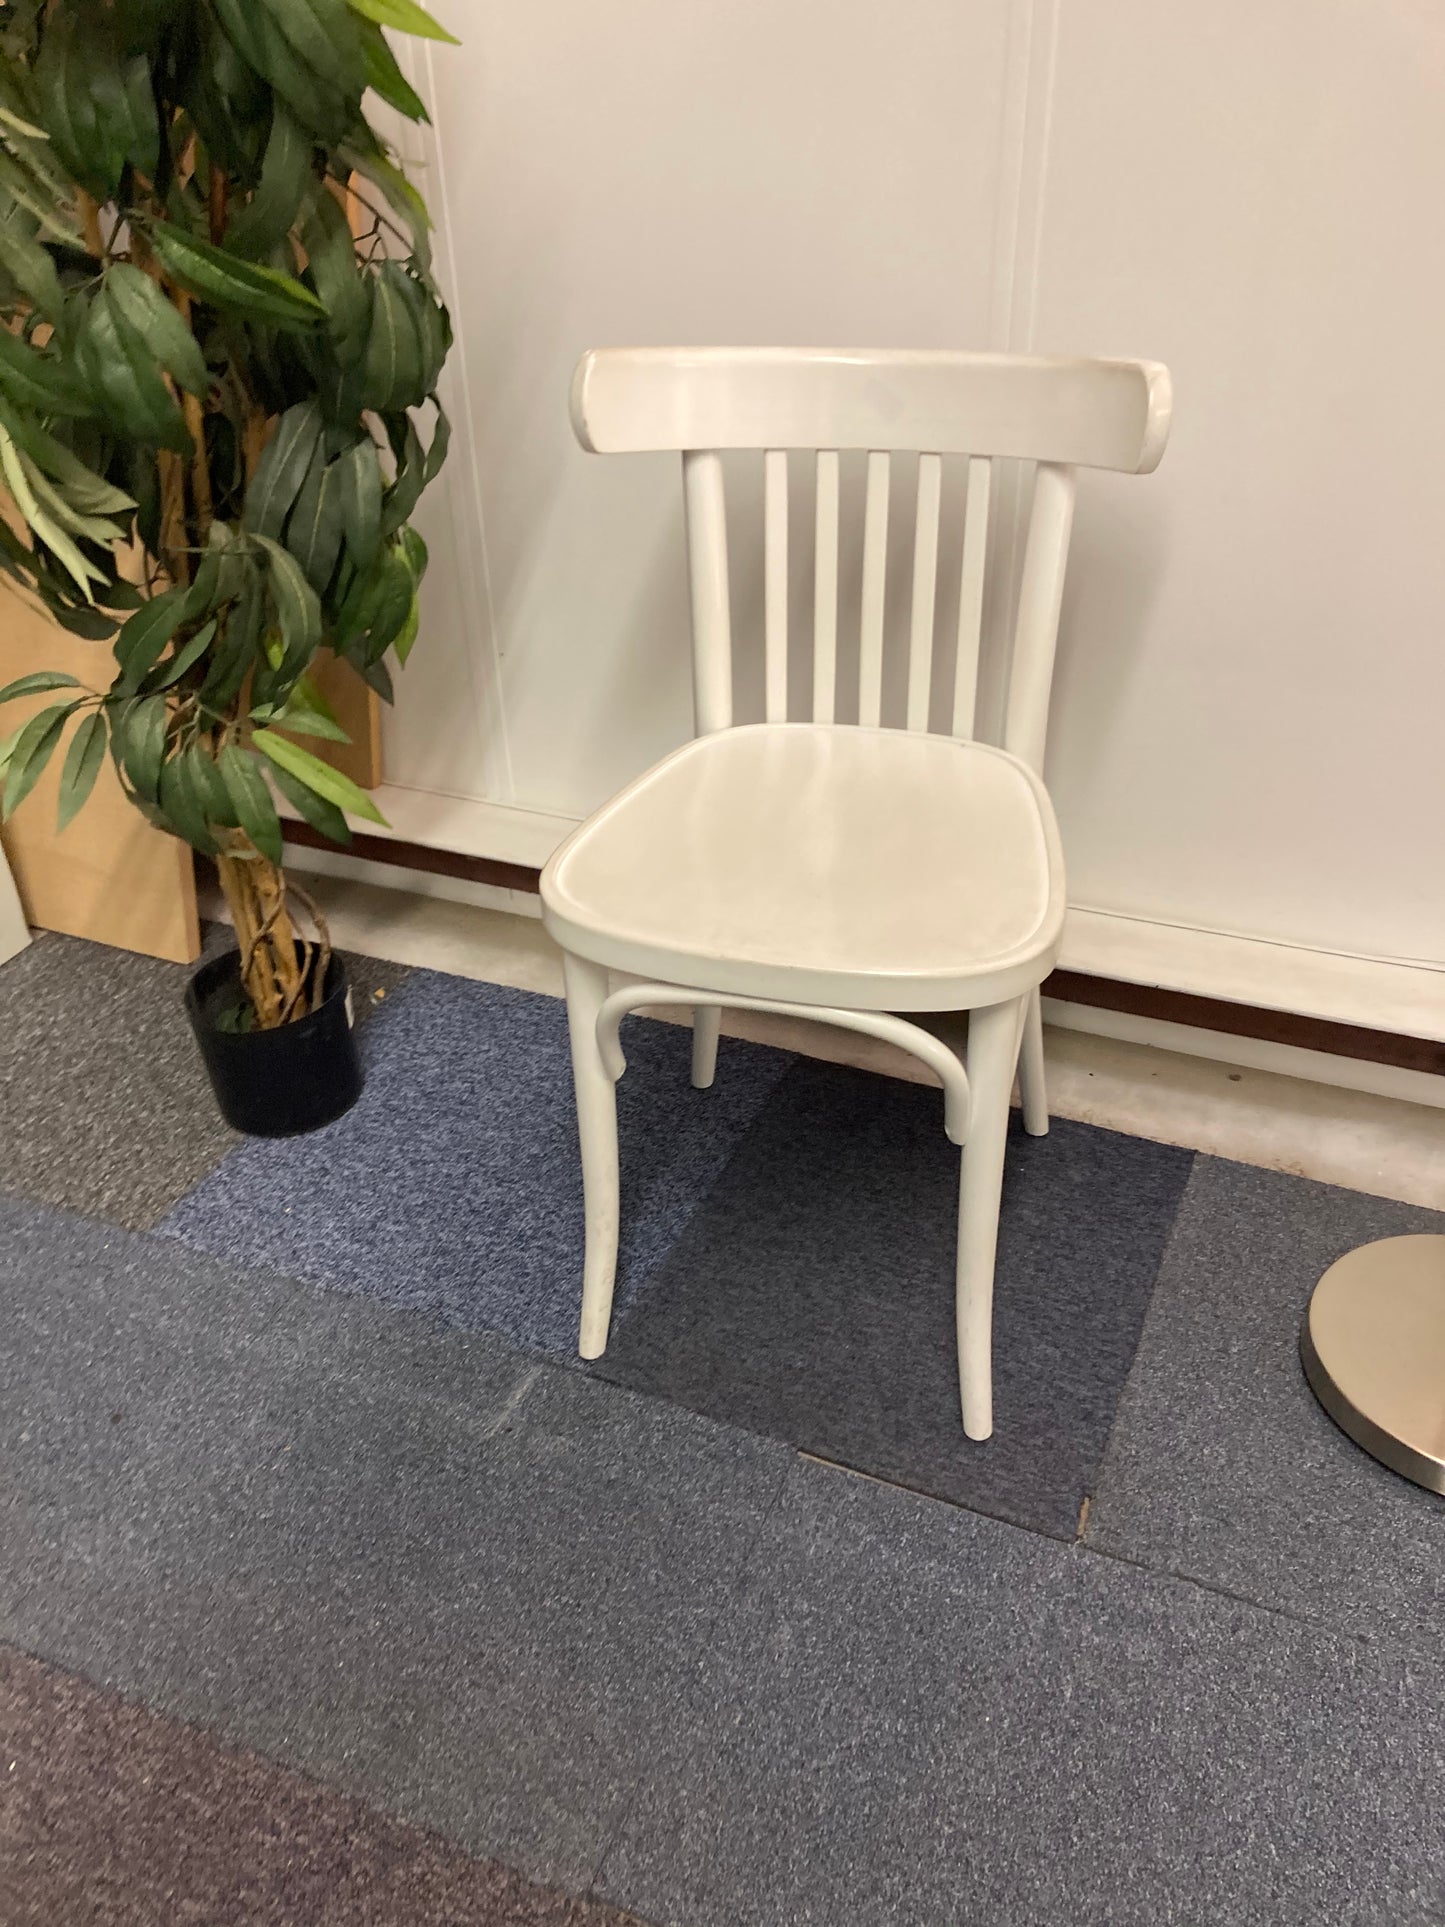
[{"xmin": 185, "ymin": 945, "xmax": 362, "ymax": 1137}]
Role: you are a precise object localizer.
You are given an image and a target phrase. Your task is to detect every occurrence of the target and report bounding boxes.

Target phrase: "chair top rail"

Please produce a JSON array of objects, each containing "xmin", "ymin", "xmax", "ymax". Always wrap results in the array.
[{"xmin": 572, "ymin": 347, "xmax": 1171, "ymax": 474}]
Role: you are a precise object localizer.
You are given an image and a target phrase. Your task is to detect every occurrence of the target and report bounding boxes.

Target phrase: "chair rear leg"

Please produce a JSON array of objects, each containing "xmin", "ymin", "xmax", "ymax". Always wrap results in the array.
[
  {"xmin": 956, "ymin": 997, "xmax": 1024, "ymax": 1441},
  {"xmin": 563, "ymin": 953, "xmax": 620, "ymax": 1359},
  {"xmin": 1017, "ymin": 986, "xmax": 1049, "ymax": 1137},
  {"xmin": 691, "ymin": 1005, "xmax": 721, "ymax": 1089}
]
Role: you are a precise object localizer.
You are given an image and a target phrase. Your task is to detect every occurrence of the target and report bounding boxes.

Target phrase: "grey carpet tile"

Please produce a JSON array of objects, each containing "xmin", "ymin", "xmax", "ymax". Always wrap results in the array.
[
  {"xmin": 0, "ymin": 1644, "xmax": 652, "ymax": 1927},
  {"xmin": 0, "ymin": 929, "xmax": 408, "ymax": 1231},
  {"xmin": 0, "ymin": 1194, "xmax": 790, "ymax": 1895},
  {"xmin": 1085, "ymin": 1156, "xmax": 1445, "ymax": 1649},
  {"xmin": 161, "ymin": 970, "xmax": 792, "ymax": 1358},
  {"xmin": 591, "ymin": 1055, "xmax": 1194, "ymax": 1538},
  {"xmin": 596, "ymin": 1455, "xmax": 1445, "ymax": 1927}
]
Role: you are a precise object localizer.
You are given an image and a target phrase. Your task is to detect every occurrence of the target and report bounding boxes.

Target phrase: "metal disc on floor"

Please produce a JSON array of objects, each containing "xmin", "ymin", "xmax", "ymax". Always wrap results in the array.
[{"xmin": 1301, "ymin": 1234, "xmax": 1445, "ymax": 1494}]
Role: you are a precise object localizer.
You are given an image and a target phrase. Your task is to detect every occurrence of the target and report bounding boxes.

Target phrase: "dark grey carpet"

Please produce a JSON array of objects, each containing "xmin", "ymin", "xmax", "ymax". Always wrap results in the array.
[
  {"xmin": 596, "ymin": 1455, "xmax": 1445, "ymax": 1927},
  {"xmin": 0, "ymin": 1193, "xmax": 788, "ymax": 1895},
  {"xmin": 0, "ymin": 1644, "xmax": 650, "ymax": 1927},
  {"xmin": 0, "ymin": 930, "xmax": 407, "ymax": 1231},
  {"xmin": 592, "ymin": 1055, "xmax": 1194, "ymax": 1537},
  {"xmin": 1087, "ymin": 1156, "xmax": 1445, "ymax": 1648},
  {"xmin": 161, "ymin": 970, "xmax": 790, "ymax": 1357},
  {"xmin": 2, "ymin": 1191, "xmax": 1442, "ymax": 1925}
]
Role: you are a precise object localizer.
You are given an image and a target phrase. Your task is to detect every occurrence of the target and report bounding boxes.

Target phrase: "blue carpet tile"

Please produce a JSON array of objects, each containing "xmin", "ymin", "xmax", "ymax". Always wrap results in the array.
[
  {"xmin": 161, "ymin": 970, "xmax": 790, "ymax": 1358},
  {"xmin": 5, "ymin": 1192, "xmax": 1440, "ymax": 1926},
  {"xmin": 1087, "ymin": 1155, "xmax": 1445, "ymax": 1649},
  {"xmin": 596, "ymin": 1455, "xmax": 1445, "ymax": 1927},
  {"xmin": 590, "ymin": 1055, "xmax": 1194, "ymax": 1538},
  {"xmin": 0, "ymin": 1194, "xmax": 789, "ymax": 1894}
]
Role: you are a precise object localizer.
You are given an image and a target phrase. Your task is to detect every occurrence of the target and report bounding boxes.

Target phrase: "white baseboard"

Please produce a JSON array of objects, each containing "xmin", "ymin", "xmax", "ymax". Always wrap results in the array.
[{"xmin": 1043, "ymin": 998, "xmax": 1445, "ymax": 1112}]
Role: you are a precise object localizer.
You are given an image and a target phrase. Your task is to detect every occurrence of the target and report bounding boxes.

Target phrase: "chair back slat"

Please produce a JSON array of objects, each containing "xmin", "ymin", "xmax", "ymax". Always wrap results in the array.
[
  {"xmin": 857, "ymin": 450, "xmax": 891, "ymax": 727},
  {"xmin": 812, "ymin": 449, "xmax": 840, "ymax": 724},
  {"xmin": 906, "ymin": 452, "xmax": 943, "ymax": 732},
  {"xmin": 600, "ymin": 351, "xmax": 1170, "ymax": 764},
  {"xmin": 951, "ymin": 455, "xmax": 992, "ymax": 739},
  {"xmin": 682, "ymin": 449, "xmax": 733, "ymax": 733},
  {"xmin": 763, "ymin": 449, "xmax": 789, "ymax": 721},
  {"xmin": 1004, "ymin": 461, "xmax": 1076, "ymax": 769}
]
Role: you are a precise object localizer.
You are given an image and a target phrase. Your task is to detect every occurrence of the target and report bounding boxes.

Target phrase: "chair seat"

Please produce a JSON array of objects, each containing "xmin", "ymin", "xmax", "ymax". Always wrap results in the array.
[{"xmin": 540, "ymin": 723, "xmax": 1066, "ymax": 1012}]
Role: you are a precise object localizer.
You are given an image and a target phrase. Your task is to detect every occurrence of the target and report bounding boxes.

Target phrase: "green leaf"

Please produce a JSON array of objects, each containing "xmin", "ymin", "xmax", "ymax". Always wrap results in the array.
[
  {"xmin": 115, "ymin": 694, "xmax": 168, "ymax": 802},
  {"xmin": 245, "ymin": 399, "xmax": 324, "ymax": 539},
  {"xmin": 33, "ymin": 15, "xmax": 111, "ymax": 198},
  {"xmin": 200, "ymin": 580, "xmax": 265, "ymax": 712},
  {"xmin": 218, "ymin": 742, "xmax": 283, "ymax": 862},
  {"xmin": 0, "ymin": 151, "xmax": 86, "ymax": 249},
  {"xmin": 0, "ymin": 416, "xmax": 137, "ymax": 519},
  {"xmin": 347, "ymin": 0, "xmax": 459, "ymax": 43},
  {"xmin": 209, "ymin": 0, "xmax": 351, "ymax": 144},
  {"xmin": 267, "ymin": 757, "xmax": 349, "ymax": 843},
  {"xmin": 78, "ymin": 293, "xmax": 191, "ymax": 453},
  {"xmin": 340, "ymin": 141, "xmax": 431, "ymax": 271},
  {"xmin": 113, "ymin": 588, "xmax": 189, "ymax": 691},
  {"xmin": 392, "ymin": 585, "xmax": 420, "ymax": 664},
  {"xmin": 253, "ymin": 533, "xmax": 323, "ymax": 663},
  {"xmin": 56, "ymin": 710, "xmax": 106, "ymax": 831},
  {"xmin": 379, "ymin": 416, "xmax": 425, "ymax": 538},
  {"xmin": 361, "ymin": 262, "xmax": 424, "ymax": 412},
  {"xmin": 0, "ymin": 211, "xmax": 65, "ymax": 328},
  {"xmin": 334, "ymin": 436, "xmax": 383, "ymax": 570},
  {"xmin": 355, "ymin": 18, "xmax": 429, "ymax": 119},
  {"xmin": 143, "ymin": 619, "xmax": 218, "ymax": 693},
  {"xmin": 0, "ymin": 324, "xmax": 91, "ymax": 417},
  {"xmin": 226, "ymin": 103, "xmax": 314, "ymax": 259},
  {"xmin": 298, "ymin": 180, "xmax": 369, "ymax": 364},
  {"xmin": 0, "ymin": 670, "xmax": 82, "ymax": 705},
  {"xmin": 286, "ymin": 448, "xmax": 344, "ymax": 594},
  {"xmin": 271, "ymin": 673, "xmax": 351, "ymax": 742},
  {"xmin": 258, "ymin": 0, "xmax": 368, "ymax": 99},
  {"xmin": 0, "ymin": 423, "xmax": 106, "ymax": 599},
  {"xmin": 253, "ymin": 726, "xmax": 386, "ymax": 822},
  {"xmin": 149, "ymin": 222, "xmax": 327, "ymax": 328},
  {"xmin": 2, "ymin": 700, "xmax": 73, "ymax": 817},
  {"xmin": 104, "ymin": 264, "xmax": 209, "ymax": 395},
  {"xmin": 398, "ymin": 525, "xmax": 428, "ymax": 582},
  {"xmin": 158, "ymin": 745, "xmax": 220, "ymax": 854},
  {"xmin": 422, "ymin": 400, "xmax": 451, "ymax": 486}
]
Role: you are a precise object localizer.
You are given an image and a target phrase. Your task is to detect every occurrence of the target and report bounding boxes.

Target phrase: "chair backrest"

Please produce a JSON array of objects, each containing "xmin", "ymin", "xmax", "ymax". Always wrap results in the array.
[{"xmin": 570, "ymin": 347, "xmax": 1171, "ymax": 770}]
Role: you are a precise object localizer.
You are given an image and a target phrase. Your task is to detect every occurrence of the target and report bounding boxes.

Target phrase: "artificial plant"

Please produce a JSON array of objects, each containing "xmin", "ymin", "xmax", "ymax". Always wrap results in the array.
[{"xmin": 0, "ymin": 0, "xmax": 454, "ymax": 1026}]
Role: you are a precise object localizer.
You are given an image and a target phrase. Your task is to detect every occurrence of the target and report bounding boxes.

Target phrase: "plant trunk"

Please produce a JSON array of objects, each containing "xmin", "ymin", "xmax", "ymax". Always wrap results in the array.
[{"xmin": 215, "ymin": 847, "xmax": 309, "ymax": 1029}]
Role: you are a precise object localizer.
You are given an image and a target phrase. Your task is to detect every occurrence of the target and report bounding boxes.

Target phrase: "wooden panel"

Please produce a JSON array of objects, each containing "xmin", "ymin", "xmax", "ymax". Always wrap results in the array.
[{"xmin": 0, "ymin": 584, "xmax": 198, "ymax": 963}]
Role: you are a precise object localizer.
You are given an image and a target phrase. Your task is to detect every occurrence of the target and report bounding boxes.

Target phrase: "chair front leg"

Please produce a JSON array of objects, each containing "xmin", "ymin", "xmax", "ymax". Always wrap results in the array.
[
  {"xmin": 1017, "ymin": 986, "xmax": 1049, "ymax": 1137},
  {"xmin": 691, "ymin": 1005, "xmax": 721, "ymax": 1089},
  {"xmin": 563, "ymin": 953, "xmax": 621, "ymax": 1359},
  {"xmin": 956, "ymin": 997, "xmax": 1025, "ymax": 1441}
]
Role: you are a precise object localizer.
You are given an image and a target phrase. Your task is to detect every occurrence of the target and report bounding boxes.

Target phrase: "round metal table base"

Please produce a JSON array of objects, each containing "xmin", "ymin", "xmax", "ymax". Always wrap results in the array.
[{"xmin": 1301, "ymin": 1234, "xmax": 1445, "ymax": 1495}]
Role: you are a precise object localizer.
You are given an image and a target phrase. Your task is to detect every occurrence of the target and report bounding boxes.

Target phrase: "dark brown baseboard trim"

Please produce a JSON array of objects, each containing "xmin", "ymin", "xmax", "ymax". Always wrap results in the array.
[
  {"xmin": 1043, "ymin": 970, "xmax": 1444, "ymax": 1079},
  {"xmin": 283, "ymin": 817, "xmax": 542, "ymax": 896},
  {"xmin": 282, "ymin": 821, "xmax": 1443, "ymax": 1080}
]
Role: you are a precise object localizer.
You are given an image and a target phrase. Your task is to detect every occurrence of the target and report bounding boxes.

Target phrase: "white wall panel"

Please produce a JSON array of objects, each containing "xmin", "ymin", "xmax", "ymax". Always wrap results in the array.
[{"xmin": 1032, "ymin": 0, "xmax": 1445, "ymax": 963}]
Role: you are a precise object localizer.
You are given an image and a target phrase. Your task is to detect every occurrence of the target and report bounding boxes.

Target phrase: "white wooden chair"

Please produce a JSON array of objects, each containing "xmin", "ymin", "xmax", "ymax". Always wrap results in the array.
[{"xmin": 540, "ymin": 348, "xmax": 1172, "ymax": 1440}]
